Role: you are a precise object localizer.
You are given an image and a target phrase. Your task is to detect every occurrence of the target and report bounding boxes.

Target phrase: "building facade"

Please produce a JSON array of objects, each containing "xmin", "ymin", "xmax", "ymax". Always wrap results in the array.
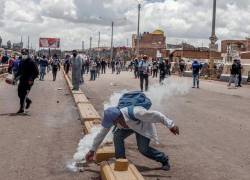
[
  {"xmin": 132, "ymin": 29, "xmax": 167, "ymax": 58},
  {"xmin": 221, "ymin": 39, "xmax": 250, "ymax": 53},
  {"xmin": 171, "ymin": 49, "xmax": 222, "ymax": 63}
]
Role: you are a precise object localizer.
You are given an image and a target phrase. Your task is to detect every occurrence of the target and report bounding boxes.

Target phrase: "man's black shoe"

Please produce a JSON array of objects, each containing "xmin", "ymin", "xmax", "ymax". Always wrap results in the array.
[
  {"xmin": 161, "ymin": 161, "xmax": 171, "ymax": 171},
  {"xmin": 17, "ymin": 109, "xmax": 24, "ymax": 114},
  {"xmin": 26, "ymin": 100, "xmax": 32, "ymax": 109}
]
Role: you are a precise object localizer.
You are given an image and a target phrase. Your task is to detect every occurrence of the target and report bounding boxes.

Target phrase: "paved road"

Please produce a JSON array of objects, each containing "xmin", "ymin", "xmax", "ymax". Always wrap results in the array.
[
  {"xmin": 0, "ymin": 72, "xmax": 99, "ymax": 180},
  {"xmin": 82, "ymin": 70, "xmax": 250, "ymax": 180}
]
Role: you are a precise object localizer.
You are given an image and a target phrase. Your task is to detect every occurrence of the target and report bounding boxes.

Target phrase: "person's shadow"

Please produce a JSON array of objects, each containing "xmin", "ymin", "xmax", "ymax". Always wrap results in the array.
[
  {"xmin": 135, "ymin": 164, "xmax": 172, "ymax": 179},
  {"xmin": 0, "ymin": 112, "xmax": 30, "ymax": 116}
]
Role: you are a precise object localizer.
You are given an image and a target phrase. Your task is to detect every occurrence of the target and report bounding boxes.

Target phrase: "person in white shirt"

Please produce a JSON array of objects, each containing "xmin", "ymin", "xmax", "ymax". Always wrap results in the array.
[
  {"xmin": 138, "ymin": 55, "xmax": 150, "ymax": 91},
  {"xmin": 85, "ymin": 106, "xmax": 179, "ymax": 171}
]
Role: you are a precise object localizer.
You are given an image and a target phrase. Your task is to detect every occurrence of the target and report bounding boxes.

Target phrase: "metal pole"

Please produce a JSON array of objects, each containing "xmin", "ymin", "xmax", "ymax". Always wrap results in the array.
[
  {"xmin": 98, "ymin": 32, "xmax": 100, "ymax": 49},
  {"xmin": 136, "ymin": 3, "xmax": 141, "ymax": 57},
  {"xmin": 209, "ymin": 0, "xmax": 217, "ymax": 73},
  {"xmin": 89, "ymin": 37, "xmax": 92, "ymax": 57},
  {"xmin": 111, "ymin": 21, "xmax": 114, "ymax": 61},
  {"xmin": 27, "ymin": 36, "xmax": 30, "ymax": 54},
  {"xmin": 82, "ymin": 41, "xmax": 84, "ymax": 52},
  {"xmin": 98, "ymin": 32, "xmax": 101, "ymax": 57},
  {"xmin": 211, "ymin": 0, "xmax": 216, "ymax": 36}
]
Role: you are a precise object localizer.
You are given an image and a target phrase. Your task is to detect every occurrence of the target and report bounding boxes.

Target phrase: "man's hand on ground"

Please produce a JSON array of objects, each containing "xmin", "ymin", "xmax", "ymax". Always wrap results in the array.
[
  {"xmin": 85, "ymin": 150, "xmax": 95, "ymax": 162},
  {"xmin": 170, "ymin": 126, "xmax": 179, "ymax": 135}
]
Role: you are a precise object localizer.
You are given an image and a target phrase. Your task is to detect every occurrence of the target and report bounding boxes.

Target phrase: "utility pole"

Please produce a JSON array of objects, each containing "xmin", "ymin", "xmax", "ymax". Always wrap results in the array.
[
  {"xmin": 89, "ymin": 37, "xmax": 92, "ymax": 57},
  {"xmin": 136, "ymin": 3, "xmax": 141, "ymax": 57},
  {"xmin": 98, "ymin": 32, "xmax": 100, "ymax": 49},
  {"xmin": 98, "ymin": 32, "xmax": 101, "ymax": 57},
  {"xmin": 209, "ymin": 0, "xmax": 218, "ymax": 73},
  {"xmin": 82, "ymin": 41, "xmax": 84, "ymax": 52},
  {"xmin": 27, "ymin": 36, "xmax": 30, "ymax": 54},
  {"xmin": 111, "ymin": 21, "xmax": 114, "ymax": 61}
]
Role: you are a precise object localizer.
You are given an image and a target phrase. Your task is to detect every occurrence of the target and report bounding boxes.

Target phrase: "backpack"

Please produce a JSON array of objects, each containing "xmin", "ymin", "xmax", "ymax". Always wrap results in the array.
[
  {"xmin": 192, "ymin": 62, "xmax": 201, "ymax": 74},
  {"xmin": 117, "ymin": 91, "xmax": 152, "ymax": 122}
]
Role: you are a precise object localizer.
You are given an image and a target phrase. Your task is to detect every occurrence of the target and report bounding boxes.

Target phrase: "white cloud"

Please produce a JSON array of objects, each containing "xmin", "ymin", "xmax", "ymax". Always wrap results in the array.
[{"xmin": 0, "ymin": 0, "xmax": 249, "ymax": 50}]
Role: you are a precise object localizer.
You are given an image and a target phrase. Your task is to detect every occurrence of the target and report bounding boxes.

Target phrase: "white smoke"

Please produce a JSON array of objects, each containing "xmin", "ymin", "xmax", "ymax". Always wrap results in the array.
[
  {"xmin": 104, "ymin": 77, "xmax": 190, "ymax": 111},
  {"xmin": 145, "ymin": 78, "xmax": 190, "ymax": 110},
  {"xmin": 67, "ymin": 126, "xmax": 113, "ymax": 172}
]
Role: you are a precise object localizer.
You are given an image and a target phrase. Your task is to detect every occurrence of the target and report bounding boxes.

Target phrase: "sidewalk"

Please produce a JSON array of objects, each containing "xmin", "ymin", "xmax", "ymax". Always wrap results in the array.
[{"xmin": 0, "ymin": 71, "xmax": 99, "ymax": 180}]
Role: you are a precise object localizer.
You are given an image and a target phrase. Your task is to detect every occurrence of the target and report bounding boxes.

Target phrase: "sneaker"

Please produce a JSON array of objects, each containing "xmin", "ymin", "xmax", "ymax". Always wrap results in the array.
[
  {"xmin": 16, "ymin": 109, "xmax": 24, "ymax": 114},
  {"xmin": 161, "ymin": 161, "xmax": 171, "ymax": 171},
  {"xmin": 26, "ymin": 100, "xmax": 32, "ymax": 109},
  {"xmin": 192, "ymin": 86, "xmax": 195, "ymax": 88}
]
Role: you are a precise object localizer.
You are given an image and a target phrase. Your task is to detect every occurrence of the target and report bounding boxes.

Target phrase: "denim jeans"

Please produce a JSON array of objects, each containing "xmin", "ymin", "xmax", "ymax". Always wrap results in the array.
[
  {"xmin": 113, "ymin": 128, "xmax": 169, "ymax": 165},
  {"xmin": 90, "ymin": 70, "xmax": 96, "ymax": 80},
  {"xmin": 39, "ymin": 66, "xmax": 46, "ymax": 80},
  {"xmin": 228, "ymin": 74, "xmax": 238, "ymax": 87},
  {"xmin": 139, "ymin": 73, "xmax": 149, "ymax": 91},
  {"xmin": 193, "ymin": 73, "xmax": 199, "ymax": 87}
]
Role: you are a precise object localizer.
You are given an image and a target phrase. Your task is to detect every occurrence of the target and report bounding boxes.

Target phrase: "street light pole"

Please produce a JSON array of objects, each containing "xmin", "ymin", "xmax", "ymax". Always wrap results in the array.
[
  {"xmin": 98, "ymin": 32, "xmax": 101, "ymax": 57},
  {"xmin": 111, "ymin": 21, "xmax": 114, "ymax": 61},
  {"xmin": 82, "ymin": 40, "xmax": 84, "ymax": 52},
  {"xmin": 209, "ymin": 0, "xmax": 218, "ymax": 72},
  {"xmin": 98, "ymin": 32, "xmax": 100, "ymax": 49},
  {"xmin": 136, "ymin": 3, "xmax": 141, "ymax": 57},
  {"xmin": 27, "ymin": 36, "xmax": 30, "ymax": 55},
  {"xmin": 89, "ymin": 36, "xmax": 92, "ymax": 57}
]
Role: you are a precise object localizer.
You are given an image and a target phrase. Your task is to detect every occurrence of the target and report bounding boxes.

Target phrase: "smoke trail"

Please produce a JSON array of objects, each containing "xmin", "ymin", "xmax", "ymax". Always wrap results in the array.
[
  {"xmin": 67, "ymin": 126, "xmax": 113, "ymax": 172},
  {"xmin": 104, "ymin": 77, "xmax": 190, "ymax": 111},
  {"xmin": 145, "ymin": 78, "xmax": 190, "ymax": 110}
]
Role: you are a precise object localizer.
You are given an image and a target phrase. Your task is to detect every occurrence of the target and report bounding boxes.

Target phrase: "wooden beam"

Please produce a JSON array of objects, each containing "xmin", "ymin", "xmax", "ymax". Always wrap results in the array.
[
  {"xmin": 77, "ymin": 103, "xmax": 101, "ymax": 121},
  {"xmin": 96, "ymin": 146, "xmax": 115, "ymax": 163},
  {"xmin": 100, "ymin": 160, "xmax": 145, "ymax": 180}
]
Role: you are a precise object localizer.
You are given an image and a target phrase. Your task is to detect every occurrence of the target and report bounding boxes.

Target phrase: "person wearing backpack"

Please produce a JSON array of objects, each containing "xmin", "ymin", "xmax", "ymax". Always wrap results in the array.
[
  {"xmin": 138, "ymin": 55, "xmax": 150, "ymax": 91},
  {"xmin": 51, "ymin": 54, "xmax": 61, "ymax": 81},
  {"xmin": 192, "ymin": 60, "xmax": 202, "ymax": 88},
  {"xmin": 85, "ymin": 91, "xmax": 179, "ymax": 171}
]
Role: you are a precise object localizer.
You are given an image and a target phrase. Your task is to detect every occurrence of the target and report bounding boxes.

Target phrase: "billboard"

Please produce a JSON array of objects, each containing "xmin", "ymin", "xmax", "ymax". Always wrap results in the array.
[{"xmin": 39, "ymin": 38, "xmax": 60, "ymax": 48}]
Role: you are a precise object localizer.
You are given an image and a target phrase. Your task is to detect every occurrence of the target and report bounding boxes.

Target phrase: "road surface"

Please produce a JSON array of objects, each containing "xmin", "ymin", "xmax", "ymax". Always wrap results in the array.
[
  {"xmin": 82, "ymin": 70, "xmax": 250, "ymax": 180},
  {"xmin": 0, "ymin": 72, "xmax": 99, "ymax": 180}
]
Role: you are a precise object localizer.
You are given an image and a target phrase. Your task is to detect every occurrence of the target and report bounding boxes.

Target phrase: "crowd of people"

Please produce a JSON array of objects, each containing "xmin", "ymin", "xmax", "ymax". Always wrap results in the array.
[{"xmin": 1, "ymin": 48, "xmax": 246, "ymax": 114}]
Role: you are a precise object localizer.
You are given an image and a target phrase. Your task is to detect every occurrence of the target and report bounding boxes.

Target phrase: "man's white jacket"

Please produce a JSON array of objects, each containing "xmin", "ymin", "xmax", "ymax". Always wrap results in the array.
[{"xmin": 90, "ymin": 106, "xmax": 175, "ymax": 151}]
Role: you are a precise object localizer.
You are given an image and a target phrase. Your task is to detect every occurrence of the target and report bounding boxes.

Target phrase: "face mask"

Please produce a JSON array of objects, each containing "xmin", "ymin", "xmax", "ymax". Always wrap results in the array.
[
  {"xmin": 73, "ymin": 53, "xmax": 77, "ymax": 57},
  {"xmin": 22, "ymin": 55, "xmax": 28, "ymax": 59}
]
